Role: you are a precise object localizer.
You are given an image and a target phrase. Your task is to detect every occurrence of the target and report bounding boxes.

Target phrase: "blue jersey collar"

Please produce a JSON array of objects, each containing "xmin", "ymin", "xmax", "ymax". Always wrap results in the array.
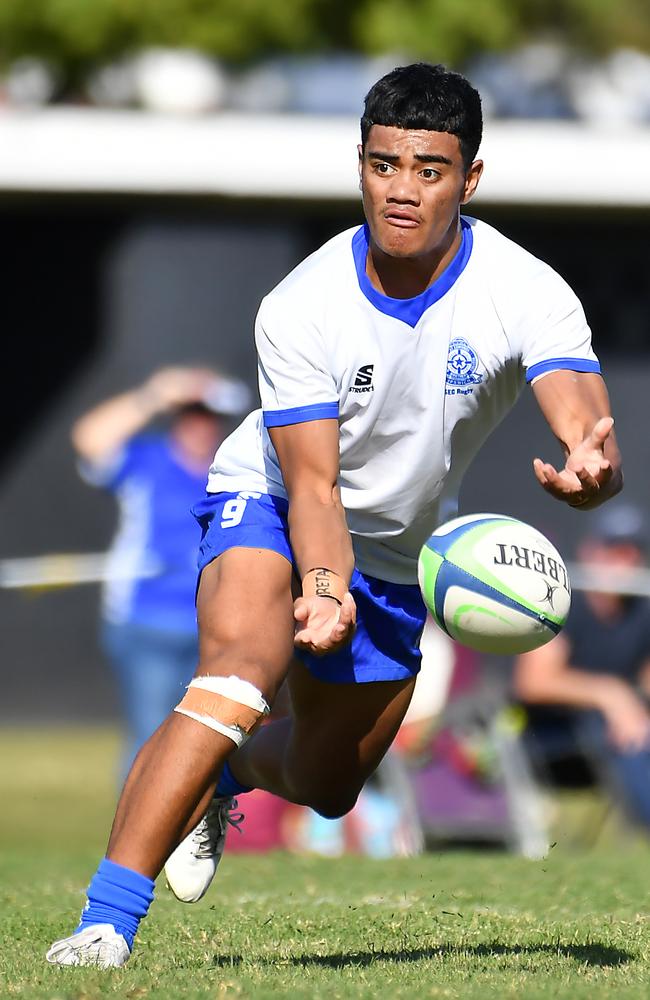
[{"xmin": 351, "ymin": 217, "xmax": 473, "ymax": 328}]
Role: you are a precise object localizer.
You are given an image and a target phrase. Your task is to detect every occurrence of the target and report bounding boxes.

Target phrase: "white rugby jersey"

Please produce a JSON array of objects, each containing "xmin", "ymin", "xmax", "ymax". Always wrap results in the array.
[{"xmin": 207, "ymin": 217, "xmax": 599, "ymax": 584}]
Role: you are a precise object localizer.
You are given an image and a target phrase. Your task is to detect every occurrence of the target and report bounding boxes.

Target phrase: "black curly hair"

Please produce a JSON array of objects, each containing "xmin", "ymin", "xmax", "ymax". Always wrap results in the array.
[{"xmin": 361, "ymin": 63, "xmax": 483, "ymax": 169}]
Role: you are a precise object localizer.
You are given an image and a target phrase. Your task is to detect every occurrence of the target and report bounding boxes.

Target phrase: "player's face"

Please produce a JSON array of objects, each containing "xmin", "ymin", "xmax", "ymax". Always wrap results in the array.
[{"xmin": 359, "ymin": 126, "xmax": 482, "ymax": 259}]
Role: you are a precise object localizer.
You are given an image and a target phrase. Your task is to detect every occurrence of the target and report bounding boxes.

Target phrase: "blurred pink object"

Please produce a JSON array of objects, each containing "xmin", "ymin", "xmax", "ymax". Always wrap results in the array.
[{"xmin": 225, "ymin": 789, "xmax": 291, "ymax": 853}]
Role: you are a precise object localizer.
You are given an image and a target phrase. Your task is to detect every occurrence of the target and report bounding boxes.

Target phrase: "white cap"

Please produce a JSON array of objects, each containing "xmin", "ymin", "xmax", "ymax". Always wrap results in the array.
[{"xmin": 201, "ymin": 376, "xmax": 252, "ymax": 417}]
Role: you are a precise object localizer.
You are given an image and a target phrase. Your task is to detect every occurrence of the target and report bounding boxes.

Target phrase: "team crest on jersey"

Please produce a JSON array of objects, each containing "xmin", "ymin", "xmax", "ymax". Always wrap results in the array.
[{"xmin": 445, "ymin": 338, "xmax": 483, "ymax": 395}]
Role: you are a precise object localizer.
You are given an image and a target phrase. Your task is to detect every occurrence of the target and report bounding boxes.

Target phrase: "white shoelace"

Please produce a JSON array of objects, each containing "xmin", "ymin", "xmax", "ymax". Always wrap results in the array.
[{"xmin": 193, "ymin": 798, "xmax": 245, "ymax": 859}]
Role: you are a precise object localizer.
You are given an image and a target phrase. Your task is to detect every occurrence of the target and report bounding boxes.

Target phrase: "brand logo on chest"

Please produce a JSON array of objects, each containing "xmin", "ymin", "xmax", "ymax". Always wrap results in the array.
[{"xmin": 445, "ymin": 337, "xmax": 483, "ymax": 396}]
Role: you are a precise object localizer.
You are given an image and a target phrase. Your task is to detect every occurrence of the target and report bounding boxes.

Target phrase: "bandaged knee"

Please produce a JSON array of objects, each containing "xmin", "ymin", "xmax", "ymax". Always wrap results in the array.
[{"xmin": 174, "ymin": 675, "xmax": 269, "ymax": 747}]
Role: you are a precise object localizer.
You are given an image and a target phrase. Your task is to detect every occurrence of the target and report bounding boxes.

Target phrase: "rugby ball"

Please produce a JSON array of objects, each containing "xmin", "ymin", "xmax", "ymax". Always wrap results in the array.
[{"xmin": 418, "ymin": 513, "xmax": 570, "ymax": 655}]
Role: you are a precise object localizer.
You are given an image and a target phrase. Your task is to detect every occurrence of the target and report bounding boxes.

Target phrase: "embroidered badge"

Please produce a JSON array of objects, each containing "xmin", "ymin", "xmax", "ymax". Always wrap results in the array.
[{"xmin": 445, "ymin": 338, "xmax": 484, "ymax": 390}]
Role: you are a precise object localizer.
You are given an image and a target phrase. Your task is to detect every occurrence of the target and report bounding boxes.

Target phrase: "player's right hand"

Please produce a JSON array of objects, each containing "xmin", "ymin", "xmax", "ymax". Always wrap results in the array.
[
  {"xmin": 293, "ymin": 592, "xmax": 356, "ymax": 657},
  {"xmin": 533, "ymin": 416, "xmax": 615, "ymax": 510}
]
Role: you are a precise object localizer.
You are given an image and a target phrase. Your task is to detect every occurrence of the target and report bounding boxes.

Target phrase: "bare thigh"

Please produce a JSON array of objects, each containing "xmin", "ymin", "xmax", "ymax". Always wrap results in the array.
[
  {"xmin": 196, "ymin": 546, "xmax": 297, "ymax": 703},
  {"xmin": 163, "ymin": 545, "xmax": 298, "ymax": 841}
]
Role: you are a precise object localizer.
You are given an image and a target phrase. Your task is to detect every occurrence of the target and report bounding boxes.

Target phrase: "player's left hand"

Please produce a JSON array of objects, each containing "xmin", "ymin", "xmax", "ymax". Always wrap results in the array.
[
  {"xmin": 293, "ymin": 592, "xmax": 356, "ymax": 656},
  {"xmin": 533, "ymin": 416, "xmax": 614, "ymax": 510}
]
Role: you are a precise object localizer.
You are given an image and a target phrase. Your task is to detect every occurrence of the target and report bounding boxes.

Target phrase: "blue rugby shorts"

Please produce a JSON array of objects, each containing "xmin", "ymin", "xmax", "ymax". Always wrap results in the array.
[{"xmin": 191, "ymin": 490, "xmax": 427, "ymax": 684}]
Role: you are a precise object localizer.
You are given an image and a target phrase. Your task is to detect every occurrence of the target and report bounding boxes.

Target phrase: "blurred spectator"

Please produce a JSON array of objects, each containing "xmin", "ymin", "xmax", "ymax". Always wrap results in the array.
[
  {"xmin": 513, "ymin": 501, "xmax": 650, "ymax": 831},
  {"xmin": 71, "ymin": 366, "xmax": 250, "ymax": 775}
]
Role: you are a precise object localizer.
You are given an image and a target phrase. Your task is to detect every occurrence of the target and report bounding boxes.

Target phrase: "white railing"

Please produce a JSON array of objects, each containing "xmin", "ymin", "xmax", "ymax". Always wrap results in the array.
[
  {"xmin": 1, "ymin": 108, "xmax": 649, "ymax": 206},
  {"xmin": 2, "ymin": 553, "xmax": 650, "ymax": 596}
]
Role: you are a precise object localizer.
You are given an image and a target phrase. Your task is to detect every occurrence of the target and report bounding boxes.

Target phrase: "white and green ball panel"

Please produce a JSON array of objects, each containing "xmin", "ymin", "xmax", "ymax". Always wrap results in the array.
[
  {"xmin": 424, "ymin": 514, "xmax": 570, "ymax": 627},
  {"xmin": 426, "ymin": 513, "xmax": 518, "ymax": 538},
  {"xmin": 418, "ymin": 513, "xmax": 570, "ymax": 653},
  {"xmin": 421, "ymin": 550, "xmax": 563, "ymax": 645},
  {"xmin": 443, "ymin": 519, "xmax": 570, "ymax": 628},
  {"xmin": 417, "ymin": 516, "xmax": 512, "ymax": 631},
  {"xmin": 440, "ymin": 584, "xmax": 559, "ymax": 655},
  {"xmin": 417, "ymin": 544, "xmax": 445, "ymax": 626}
]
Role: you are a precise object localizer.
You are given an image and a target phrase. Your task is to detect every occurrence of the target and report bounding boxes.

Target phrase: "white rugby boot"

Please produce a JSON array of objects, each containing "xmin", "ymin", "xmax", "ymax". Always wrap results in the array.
[
  {"xmin": 164, "ymin": 795, "xmax": 244, "ymax": 903},
  {"xmin": 46, "ymin": 924, "xmax": 130, "ymax": 968}
]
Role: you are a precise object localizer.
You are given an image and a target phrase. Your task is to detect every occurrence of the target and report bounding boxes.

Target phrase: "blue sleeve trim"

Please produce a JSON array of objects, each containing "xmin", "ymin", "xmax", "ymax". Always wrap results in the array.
[
  {"xmin": 263, "ymin": 401, "xmax": 339, "ymax": 427},
  {"xmin": 526, "ymin": 357, "xmax": 601, "ymax": 384}
]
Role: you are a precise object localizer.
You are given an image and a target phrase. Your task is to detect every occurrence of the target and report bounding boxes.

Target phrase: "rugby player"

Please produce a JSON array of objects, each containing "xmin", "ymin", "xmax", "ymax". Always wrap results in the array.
[{"xmin": 47, "ymin": 62, "xmax": 621, "ymax": 968}]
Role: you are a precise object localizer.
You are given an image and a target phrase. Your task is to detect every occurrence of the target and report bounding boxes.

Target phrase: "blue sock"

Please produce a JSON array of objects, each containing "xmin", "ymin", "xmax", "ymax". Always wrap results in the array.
[
  {"xmin": 216, "ymin": 760, "xmax": 253, "ymax": 798},
  {"xmin": 76, "ymin": 858, "xmax": 155, "ymax": 951}
]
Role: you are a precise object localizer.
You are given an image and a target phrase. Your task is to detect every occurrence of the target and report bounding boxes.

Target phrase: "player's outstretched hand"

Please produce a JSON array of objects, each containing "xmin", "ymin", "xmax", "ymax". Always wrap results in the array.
[
  {"xmin": 533, "ymin": 416, "xmax": 614, "ymax": 510},
  {"xmin": 293, "ymin": 592, "xmax": 356, "ymax": 657}
]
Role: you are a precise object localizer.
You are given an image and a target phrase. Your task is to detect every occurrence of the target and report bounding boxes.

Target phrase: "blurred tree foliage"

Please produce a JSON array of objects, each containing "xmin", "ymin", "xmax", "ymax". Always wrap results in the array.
[
  {"xmin": 349, "ymin": 0, "xmax": 650, "ymax": 63},
  {"xmin": 0, "ymin": 0, "xmax": 648, "ymax": 84}
]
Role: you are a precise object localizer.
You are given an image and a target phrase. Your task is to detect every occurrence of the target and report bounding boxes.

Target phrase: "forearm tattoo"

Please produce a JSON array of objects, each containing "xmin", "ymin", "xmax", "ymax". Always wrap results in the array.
[{"xmin": 303, "ymin": 567, "xmax": 345, "ymax": 605}]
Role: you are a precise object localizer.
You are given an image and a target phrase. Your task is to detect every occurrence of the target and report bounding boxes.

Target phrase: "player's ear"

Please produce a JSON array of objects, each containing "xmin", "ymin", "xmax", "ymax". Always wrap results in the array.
[
  {"xmin": 461, "ymin": 159, "xmax": 483, "ymax": 205},
  {"xmin": 357, "ymin": 144, "xmax": 364, "ymax": 185}
]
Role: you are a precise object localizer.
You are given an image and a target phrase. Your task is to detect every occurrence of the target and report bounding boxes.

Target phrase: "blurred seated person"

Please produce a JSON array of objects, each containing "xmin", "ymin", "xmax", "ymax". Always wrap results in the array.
[
  {"xmin": 513, "ymin": 502, "xmax": 650, "ymax": 831},
  {"xmin": 72, "ymin": 366, "xmax": 251, "ymax": 775}
]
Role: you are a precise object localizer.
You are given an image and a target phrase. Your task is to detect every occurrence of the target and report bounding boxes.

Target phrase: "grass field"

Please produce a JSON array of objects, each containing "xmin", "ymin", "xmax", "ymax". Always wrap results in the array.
[{"xmin": 2, "ymin": 728, "xmax": 650, "ymax": 999}]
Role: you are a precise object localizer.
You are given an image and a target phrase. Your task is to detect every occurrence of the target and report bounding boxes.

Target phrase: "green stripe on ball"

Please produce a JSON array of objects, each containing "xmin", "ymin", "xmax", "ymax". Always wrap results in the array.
[{"xmin": 418, "ymin": 547, "xmax": 444, "ymax": 628}]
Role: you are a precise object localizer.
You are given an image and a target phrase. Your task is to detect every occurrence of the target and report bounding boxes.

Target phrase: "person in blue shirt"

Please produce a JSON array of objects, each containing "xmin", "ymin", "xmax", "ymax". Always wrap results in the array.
[{"xmin": 72, "ymin": 366, "xmax": 251, "ymax": 775}]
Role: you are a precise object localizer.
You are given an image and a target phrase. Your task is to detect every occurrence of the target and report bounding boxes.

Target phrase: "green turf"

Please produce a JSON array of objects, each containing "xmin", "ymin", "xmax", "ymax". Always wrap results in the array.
[{"xmin": 2, "ymin": 727, "xmax": 650, "ymax": 998}]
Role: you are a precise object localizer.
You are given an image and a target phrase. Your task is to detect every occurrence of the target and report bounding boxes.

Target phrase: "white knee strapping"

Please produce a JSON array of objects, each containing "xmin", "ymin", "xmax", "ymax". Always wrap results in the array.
[{"xmin": 174, "ymin": 675, "xmax": 270, "ymax": 747}]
